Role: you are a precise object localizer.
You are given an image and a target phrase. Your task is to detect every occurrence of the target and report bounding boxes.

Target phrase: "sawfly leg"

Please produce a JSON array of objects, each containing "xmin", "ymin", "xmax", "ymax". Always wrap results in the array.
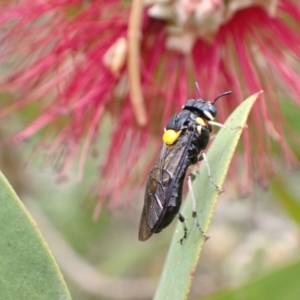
[
  {"xmin": 199, "ymin": 152, "xmax": 223, "ymax": 194},
  {"xmin": 186, "ymin": 166, "xmax": 209, "ymax": 242},
  {"xmin": 178, "ymin": 213, "xmax": 188, "ymax": 244}
]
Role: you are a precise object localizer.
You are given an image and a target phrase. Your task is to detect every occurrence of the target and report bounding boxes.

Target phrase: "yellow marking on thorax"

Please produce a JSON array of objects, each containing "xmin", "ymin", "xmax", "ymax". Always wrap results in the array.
[
  {"xmin": 163, "ymin": 129, "xmax": 181, "ymax": 145},
  {"xmin": 196, "ymin": 117, "xmax": 206, "ymax": 126},
  {"xmin": 196, "ymin": 117, "xmax": 207, "ymax": 135}
]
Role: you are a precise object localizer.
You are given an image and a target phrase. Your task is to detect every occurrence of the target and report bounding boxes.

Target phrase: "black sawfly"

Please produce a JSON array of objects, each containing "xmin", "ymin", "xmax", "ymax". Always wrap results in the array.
[{"xmin": 138, "ymin": 83, "xmax": 241, "ymax": 242}]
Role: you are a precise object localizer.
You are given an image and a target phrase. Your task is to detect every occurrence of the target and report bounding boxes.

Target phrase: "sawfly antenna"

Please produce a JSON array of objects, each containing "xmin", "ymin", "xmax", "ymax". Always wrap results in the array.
[
  {"xmin": 195, "ymin": 82, "xmax": 202, "ymax": 98},
  {"xmin": 212, "ymin": 91, "xmax": 232, "ymax": 105}
]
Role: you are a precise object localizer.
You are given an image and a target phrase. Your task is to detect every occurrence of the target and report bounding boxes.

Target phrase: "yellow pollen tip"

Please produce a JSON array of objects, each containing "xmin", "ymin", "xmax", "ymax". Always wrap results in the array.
[{"xmin": 163, "ymin": 129, "xmax": 181, "ymax": 145}]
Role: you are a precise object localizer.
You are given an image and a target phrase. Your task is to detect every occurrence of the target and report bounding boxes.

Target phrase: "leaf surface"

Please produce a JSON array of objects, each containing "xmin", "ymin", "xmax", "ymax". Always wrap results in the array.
[{"xmin": 0, "ymin": 172, "xmax": 71, "ymax": 300}]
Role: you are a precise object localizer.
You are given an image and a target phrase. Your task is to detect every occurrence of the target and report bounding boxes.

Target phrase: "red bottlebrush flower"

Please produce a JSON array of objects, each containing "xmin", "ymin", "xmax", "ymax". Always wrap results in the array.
[{"xmin": 0, "ymin": 0, "xmax": 299, "ymax": 215}]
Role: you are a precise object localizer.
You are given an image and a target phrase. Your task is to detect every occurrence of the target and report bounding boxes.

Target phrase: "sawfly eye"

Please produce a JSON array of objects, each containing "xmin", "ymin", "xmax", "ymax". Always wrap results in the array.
[{"xmin": 208, "ymin": 105, "xmax": 218, "ymax": 118}]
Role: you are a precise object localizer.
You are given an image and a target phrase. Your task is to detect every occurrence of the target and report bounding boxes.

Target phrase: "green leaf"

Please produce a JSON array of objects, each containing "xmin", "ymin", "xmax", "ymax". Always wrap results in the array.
[
  {"xmin": 271, "ymin": 174, "xmax": 300, "ymax": 226},
  {"xmin": 154, "ymin": 92, "xmax": 262, "ymax": 300},
  {"xmin": 0, "ymin": 171, "xmax": 71, "ymax": 300},
  {"xmin": 201, "ymin": 259, "xmax": 300, "ymax": 300}
]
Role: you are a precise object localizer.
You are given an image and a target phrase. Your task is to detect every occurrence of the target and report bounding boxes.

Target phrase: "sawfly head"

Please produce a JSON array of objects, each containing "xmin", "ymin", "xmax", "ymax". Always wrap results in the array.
[{"xmin": 183, "ymin": 83, "xmax": 232, "ymax": 121}]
